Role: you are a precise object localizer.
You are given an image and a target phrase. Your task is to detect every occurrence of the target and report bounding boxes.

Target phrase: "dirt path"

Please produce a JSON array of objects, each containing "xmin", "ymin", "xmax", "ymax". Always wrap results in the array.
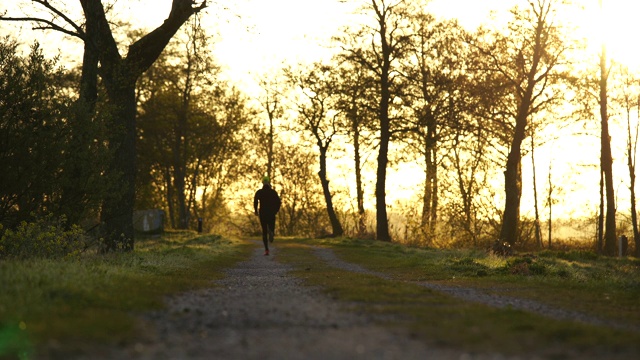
[{"xmin": 94, "ymin": 243, "xmax": 523, "ymax": 360}]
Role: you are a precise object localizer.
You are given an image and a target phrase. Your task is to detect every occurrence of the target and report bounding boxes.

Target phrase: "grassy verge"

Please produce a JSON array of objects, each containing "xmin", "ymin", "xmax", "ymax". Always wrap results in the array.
[
  {"xmin": 0, "ymin": 231, "xmax": 252, "ymax": 358},
  {"xmin": 276, "ymin": 238, "xmax": 640, "ymax": 358}
]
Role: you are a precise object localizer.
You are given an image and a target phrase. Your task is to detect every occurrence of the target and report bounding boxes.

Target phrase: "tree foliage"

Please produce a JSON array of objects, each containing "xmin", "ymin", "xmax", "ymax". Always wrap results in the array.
[{"xmin": 0, "ymin": 38, "xmax": 110, "ymax": 231}]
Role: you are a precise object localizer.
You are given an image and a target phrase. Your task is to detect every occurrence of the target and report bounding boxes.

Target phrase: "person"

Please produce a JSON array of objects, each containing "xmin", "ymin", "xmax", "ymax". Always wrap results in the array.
[{"xmin": 254, "ymin": 175, "xmax": 281, "ymax": 256}]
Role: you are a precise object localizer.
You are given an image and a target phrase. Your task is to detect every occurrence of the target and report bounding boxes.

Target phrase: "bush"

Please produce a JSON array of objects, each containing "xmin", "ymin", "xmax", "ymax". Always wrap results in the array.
[
  {"xmin": 0, "ymin": 215, "xmax": 88, "ymax": 260},
  {"xmin": 503, "ymin": 256, "xmax": 547, "ymax": 276},
  {"xmin": 448, "ymin": 257, "xmax": 491, "ymax": 277}
]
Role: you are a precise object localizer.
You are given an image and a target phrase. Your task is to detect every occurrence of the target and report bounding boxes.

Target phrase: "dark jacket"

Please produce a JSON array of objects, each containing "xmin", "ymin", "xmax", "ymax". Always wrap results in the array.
[{"xmin": 254, "ymin": 184, "xmax": 281, "ymax": 216}]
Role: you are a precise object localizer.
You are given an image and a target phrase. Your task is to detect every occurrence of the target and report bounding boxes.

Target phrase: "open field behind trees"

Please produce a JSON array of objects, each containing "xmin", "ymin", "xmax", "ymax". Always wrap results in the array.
[{"xmin": 1, "ymin": 233, "xmax": 639, "ymax": 359}]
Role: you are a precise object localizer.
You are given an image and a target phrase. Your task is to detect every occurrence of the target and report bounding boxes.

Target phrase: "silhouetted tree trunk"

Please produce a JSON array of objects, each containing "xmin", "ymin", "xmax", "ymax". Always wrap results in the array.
[
  {"xmin": 335, "ymin": 62, "xmax": 372, "ymax": 237},
  {"xmin": 626, "ymin": 106, "xmax": 639, "ymax": 257},
  {"xmin": 531, "ymin": 129, "xmax": 543, "ymax": 249},
  {"xmin": 257, "ymin": 77, "xmax": 284, "ymax": 181},
  {"xmin": 547, "ymin": 159, "xmax": 553, "ymax": 249},
  {"xmin": 353, "ymin": 120, "xmax": 367, "ymax": 235},
  {"xmin": 599, "ymin": 44, "xmax": 617, "ymax": 256},
  {"xmin": 318, "ymin": 147, "xmax": 344, "ymax": 237}
]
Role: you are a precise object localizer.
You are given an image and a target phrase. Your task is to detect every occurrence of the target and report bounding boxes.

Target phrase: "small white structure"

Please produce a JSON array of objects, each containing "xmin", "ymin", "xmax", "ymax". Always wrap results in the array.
[{"xmin": 133, "ymin": 209, "xmax": 165, "ymax": 233}]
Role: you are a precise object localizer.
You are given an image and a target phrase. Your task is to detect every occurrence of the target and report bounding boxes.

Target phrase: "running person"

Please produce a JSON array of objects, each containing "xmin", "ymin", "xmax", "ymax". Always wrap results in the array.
[{"xmin": 254, "ymin": 176, "xmax": 281, "ymax": 256}]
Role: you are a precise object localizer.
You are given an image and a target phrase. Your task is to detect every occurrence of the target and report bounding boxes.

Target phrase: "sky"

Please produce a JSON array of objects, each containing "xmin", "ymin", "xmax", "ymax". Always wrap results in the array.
[
  {"xmin": 3, "ymin": 0, "xmax": 638, "ymax": 89},
  {"xmin": 208, "ymin": 0, "xmax": 519, "ymax": 91},
  {"xmin": 3, "ymin": 0, "xmax": 640, "ymax": 221}
]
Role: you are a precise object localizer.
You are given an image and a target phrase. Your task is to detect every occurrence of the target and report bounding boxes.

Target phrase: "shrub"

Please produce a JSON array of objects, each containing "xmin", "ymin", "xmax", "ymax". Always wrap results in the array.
[
  {"xmin": 449, "ymin": 257, "xmax": 491, "ymax": 277},
  {"xmin": 0, "ymin": 215, "xmax": 88, "ymax": 260},
  {"xmin": 503, "ymin": 256, "xmax": 547, "ymax": 276}
]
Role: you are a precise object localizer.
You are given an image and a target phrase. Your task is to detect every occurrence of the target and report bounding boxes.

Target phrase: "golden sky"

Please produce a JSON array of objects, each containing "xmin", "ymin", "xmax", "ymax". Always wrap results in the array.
[
  {"xmin": 2, "ymin": 1, "xmax": 639, "ymax": 80},
  {"xmin": 2, "ymin": 0, "xmax": 640, "ymax": 219}
]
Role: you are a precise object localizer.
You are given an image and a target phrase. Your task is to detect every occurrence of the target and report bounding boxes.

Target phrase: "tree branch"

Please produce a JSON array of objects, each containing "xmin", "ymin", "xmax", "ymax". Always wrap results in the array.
[
  {"xmin": 0, "ymin": 16, "xmax": 83, "ymax": 40},
  {"xmin": 126, "ymin": 0, "xmax": 207, "ymax": 76},
  {"xmin": 0, "ymin": 0, "xmax": 86, "ymax": 40},
  {"xmin": 32, "ymin": 0, "xmax": 85, "ymax": 36}
]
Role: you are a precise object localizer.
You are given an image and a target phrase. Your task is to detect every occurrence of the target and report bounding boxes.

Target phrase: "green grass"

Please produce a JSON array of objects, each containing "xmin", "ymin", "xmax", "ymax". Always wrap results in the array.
[
  {"xmin": 4, "ymin": 234, "xmax": 640, "ymax": 358},
  {"xmin": 0, "ymin": 231, "xmax": 252, "ymax": 358},
  {"xmin": 276, "ymin": 238, "xmax": 640, "ymax": 358}
]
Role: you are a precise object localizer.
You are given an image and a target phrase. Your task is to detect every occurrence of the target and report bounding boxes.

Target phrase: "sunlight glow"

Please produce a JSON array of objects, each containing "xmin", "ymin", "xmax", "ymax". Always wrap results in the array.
[{"xmin": 577, "ymin": 0, "xmax": 640, "ymax": 69}]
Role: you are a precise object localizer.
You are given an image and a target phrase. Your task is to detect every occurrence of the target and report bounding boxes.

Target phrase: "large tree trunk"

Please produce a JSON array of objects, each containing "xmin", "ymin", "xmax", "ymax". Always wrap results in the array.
[
  {"xmin": 375, "ymin": 26, "xmax": 392, "ymax": 242},
  {"xmin": 499, "ymin": 4, "xmax": 547, "ymax": 247},
  {"xmin": 500, "ymin": 140, "xmax": 523, "ymax": 246},
  {"xmin": 101, "ymin": 84, "xmax": 137, "ymax": 251},
  {"xmin": 318, "ymin": 148, "xmax": 344, "ymax": 237},
  {"xmin": 376, "ymin": 96, "xmax": 391, "ymax": 241},
  {"xmin": 421, "ymin": 122, "xmax": 438, "ymax": 242},
  {"xmin": 500, "ymin": 71, "xmax": 536, "ymax": 246}
]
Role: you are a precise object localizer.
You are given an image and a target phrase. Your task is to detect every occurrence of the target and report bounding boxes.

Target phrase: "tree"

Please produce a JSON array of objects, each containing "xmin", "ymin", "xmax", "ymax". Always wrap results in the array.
[
  {"xmin": 2, "ymin": 0, "xmax": 207, "ymax": 251},
  {"xmin": 337, "ymin": 0, "xmax": 411, "ymax": 241},
  {"xmin": 332, "ymin": 59, "xmax": 377, "ymax": 237},
  {"xmin": 0, "ymin": 39, "xmax": 75, "ymax": 226},
  {"xmin": 597, "ymin": 29, "xmax": 617, "ymax": 256},
  {"xmin": 470, "ymin": 0, "xmax": 571, "ymax": 247},
  {"xmin": 615, "ymin": 66, "xmax": 640, "ymax": 257},
  {"xmin": 138, "ymin": 15, "xmax": 219, "ymax": 230},
  {"xmin": 572, "ymin": 1, "xmax": 618, "ymax": 255},
  {"xmin": 137, "ymin": 19, "xmax": 252, "ymax": 233},
  {"xmin": 256, "ymin": 74, "xmax": 286, "ymax": 181},
  {"xmin": 273, "ymin": 143, "xmax": 327, "ymax": 237},
  {"xmin": 400, "ymin": 14, "xmax": 468, "ymax": 243},
  {"xmin": 285, "ymin": 63, "xmax": 344, "ymax": 237}
]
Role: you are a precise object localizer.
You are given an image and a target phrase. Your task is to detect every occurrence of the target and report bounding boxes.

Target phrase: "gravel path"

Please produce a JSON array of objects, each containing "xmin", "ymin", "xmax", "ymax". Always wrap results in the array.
[{"xmin": 93, "ymin": 243, "xmax": 529, "ymax": 360}]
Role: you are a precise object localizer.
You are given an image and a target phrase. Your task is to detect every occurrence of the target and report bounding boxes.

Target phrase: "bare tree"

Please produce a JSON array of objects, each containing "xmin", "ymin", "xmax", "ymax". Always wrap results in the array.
[
  {"xmin": 615, "ymin": 66, "xmax": 640, "ymax": 256},
  {"xmin": 597, "ymin": 37, "xmax": 618, "ymax": 255},
  {"xmin": 336, "ymin": 0, "xmax": 411, "ymax": 241},
  {"xmin": 285, "ymin": 63, "xmax": 344, "ymax": 237},
  {"xmin": 400, "ymin": 14, "xmax": 469, "ymax": 243},
  {"xmin": 469, "ymin": 0, "xmax": 571, "ymax": 248},
  {"xmin": 333, "ymin": 60, "xmax": 377, "ymax": 237},
  {"xmin": 256, "ymin": 75, "xmax": 286, "ymax": 181}
]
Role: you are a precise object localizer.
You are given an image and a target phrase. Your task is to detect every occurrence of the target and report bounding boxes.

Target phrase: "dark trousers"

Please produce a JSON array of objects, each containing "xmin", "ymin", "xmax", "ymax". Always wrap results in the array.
[{"xmin": 259, "ymin": 214, "xmax": 276, "ymax": 250}]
